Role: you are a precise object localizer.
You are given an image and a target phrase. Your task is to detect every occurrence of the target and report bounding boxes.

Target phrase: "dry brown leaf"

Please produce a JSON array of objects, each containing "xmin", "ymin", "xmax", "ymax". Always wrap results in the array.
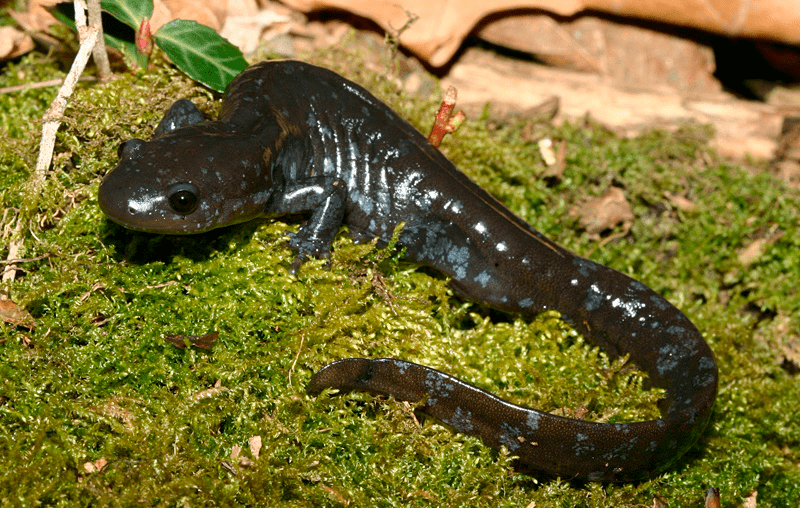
[
  {"xmin": 150, "ymin": 0, "xmax": 224, "ymax": 32},
  {"xmin": 664, "ymin": 192, "xmax": 697, "ymax": 213},
  {"xmin": 83, "ymin": 457, "xmax": 108, "ymax": 474},
  {"xmin": 0, "ymin": 26, "xmax": 35, "ymax": 61},
  {"xmin": 248, "ymin": 435, "xmax": 262, "ymax": 460},
  {"xmin": 0, "ymin": 300, "xmax": 35, "ymax": 330},
  {"xmin": 441, "ymin": 47, "xmax": 783, "ymax": 160},
  {"xmin": 651, "ymin": 496, "xmax": 668, "ymax": 508},
  {"xmin": 737, "ymin": 237, "xmax": 769, "ymax": 267},
  {"xmin": 8, "ymin": 0, "xmax": 62, "ymax": 33},
  {"xmin": 220, "ymin": 4, "xmax": 294, "ymax": 55},
  {"xmin": 100, "ymin": 401, "xmax": 137, "ymax": 432},
  {"xmin": 572, "ymin": 187, "xmax": 634, "ymax": 237},
  {"xmin": 537, "ymin": 138, "xmax": 557, "ymax": 167},
  {"xmin": 281, "ymin": 0, "xmax": 800, "ymax": 67},
  {"xmin": 742, "ymin": 490, "xmax": 758, "ymax": 508},
  {"xmin": 737, "ymin": 228, "xmax": 783, "ymax": 267},
  {"xmin": 193, "ymin": 379, "xmax": 227, "ymax": 401}
]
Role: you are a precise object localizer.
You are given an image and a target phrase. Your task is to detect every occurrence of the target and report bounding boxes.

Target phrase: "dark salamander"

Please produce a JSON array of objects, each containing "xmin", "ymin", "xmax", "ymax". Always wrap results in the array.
[{"xmin": 98, "ymin": 60, "xmax": 717, "ymax": 482}]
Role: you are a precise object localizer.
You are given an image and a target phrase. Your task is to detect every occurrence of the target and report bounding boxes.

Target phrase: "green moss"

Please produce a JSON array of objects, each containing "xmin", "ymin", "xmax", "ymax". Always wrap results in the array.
[{"xmin": 2, "ymin": 47, "xmax": 800, "ymax": 507}]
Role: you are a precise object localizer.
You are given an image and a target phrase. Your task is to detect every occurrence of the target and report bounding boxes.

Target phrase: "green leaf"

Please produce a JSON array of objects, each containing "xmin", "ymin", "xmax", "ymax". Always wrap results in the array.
[
  {"xmin": 154, "ymin": 20, "xmax": 248, "ymax": 92},
  {"xmin": 101, "ymin": 0, "xmax": 153, "ymax": 30},
  {"xmin": 48, "ymin": 3, "xmax": 148, "ymax": 69}
]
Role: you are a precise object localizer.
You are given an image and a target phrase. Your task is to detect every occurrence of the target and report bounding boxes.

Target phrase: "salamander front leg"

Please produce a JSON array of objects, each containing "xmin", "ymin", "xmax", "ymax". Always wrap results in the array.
[{"xmin": 269, "ymin": 177, "xmax": 347, "ymax": 273}]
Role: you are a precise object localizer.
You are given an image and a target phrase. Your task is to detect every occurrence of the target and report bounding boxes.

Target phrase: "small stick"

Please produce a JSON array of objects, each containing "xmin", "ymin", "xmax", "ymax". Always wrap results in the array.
[
  {"xmin": 427, "ymin": 86, "xmax": 465, "ymax": 148},
  {"xmin": 3, "ymin": 1, "xmax": 99, "ymax": 283},
  {"xmin": 0, "ymin": 76, "xmax": 97, "ymax": 95},
  {"xmin": 87, "ymin": 0, "xmax": 111, "ymax": 82}
]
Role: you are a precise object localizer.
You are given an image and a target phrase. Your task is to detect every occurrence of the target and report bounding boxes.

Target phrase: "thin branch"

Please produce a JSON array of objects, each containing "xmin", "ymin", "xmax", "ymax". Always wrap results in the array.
[
  {"xmin": 88, "ymin": 0, "xmax": 111, "ymax": 82},
  {"xmin": 0, "ymin": 254, "xmax": 51, "ymax": 266},
  {"xmin": 3, "ymin": 2, "xmax": 99, "ymax": 284},
  {"xmin": 0, "ymin": 76, "xmax": 97, "ymax": 95}
]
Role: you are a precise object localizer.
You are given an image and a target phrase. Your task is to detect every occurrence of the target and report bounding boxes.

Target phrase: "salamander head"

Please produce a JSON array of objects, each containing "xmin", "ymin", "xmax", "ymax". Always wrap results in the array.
[{"xmin": 99, "ymin": 130, "xmax": 274, "ymax": 234}]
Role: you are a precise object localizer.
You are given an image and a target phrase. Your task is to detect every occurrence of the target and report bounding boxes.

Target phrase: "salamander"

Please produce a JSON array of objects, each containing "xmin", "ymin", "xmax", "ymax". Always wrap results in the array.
[{"xmin": 98, "ymin": 60, "xmax": 718, "ymax": 482}]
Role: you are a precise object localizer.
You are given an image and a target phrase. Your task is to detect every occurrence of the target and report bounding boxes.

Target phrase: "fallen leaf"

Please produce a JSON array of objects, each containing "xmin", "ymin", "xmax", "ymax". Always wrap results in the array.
[
  {"xmin": 738, "ymin": 237, "xmax": 769, "ymax": 267},
  {"xmin": 193, "ymin": 379, "xmax": 227, "ymax": 401},
  {"xmin": 100, "ymin": 401, "xmax": 137, "ymax": 432},
  {"xmin": 164, "ymin": 331, "xmax": 219, "ymax": 350},
  {"xmin": 737, "ymin": 227, "xmax": 783, "ymax": 267},
  {"xmin": 664, "ymin": 191, "xmax": 696, "ymax": 212},
  {"xmin": 83, "ymin": 457, "xmax": 108, "ymax": 474},
  {"xmin": 0, "ymin": 26, "xmax": 34, "ymax": 61},
  {"xmin": 220, "ymin": 5, "xmax": 294, "ymax": 55},
  {"xmin": 248, "ymin": 435, "xmax": 262, "ymax": 460},
  {"xmin": 0, "ymin": 299, "xmax": 35, "ymax": 330},
  {"xmin": 280, "ymin": 0, "xmax": 800, "ymax": 68},
  {"xmin": 537, "ymin": 137, "xmax": 557, "ymax": 166},
  {"xmin": 571, "ymin": 187, "xmax": 634, "ymax": 237}
]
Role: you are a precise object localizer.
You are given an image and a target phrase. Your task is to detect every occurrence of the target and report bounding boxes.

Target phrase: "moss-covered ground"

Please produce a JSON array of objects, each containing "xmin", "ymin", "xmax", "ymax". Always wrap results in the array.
[{"xmin": 2, "ymin": 46, "xmax": 799, "ymax": 507}]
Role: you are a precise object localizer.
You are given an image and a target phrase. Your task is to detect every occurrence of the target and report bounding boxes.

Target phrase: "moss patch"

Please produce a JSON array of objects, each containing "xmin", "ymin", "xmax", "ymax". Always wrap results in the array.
[{"xmin": 2, "ymin": 48, "xmax": 799, "ymax": 507}]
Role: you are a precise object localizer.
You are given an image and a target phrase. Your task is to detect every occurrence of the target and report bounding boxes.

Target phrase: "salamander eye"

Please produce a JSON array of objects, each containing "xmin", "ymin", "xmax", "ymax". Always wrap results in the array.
[{"xmin": 167, "ymin": 183, "xmax": 199, "ymax": 214}]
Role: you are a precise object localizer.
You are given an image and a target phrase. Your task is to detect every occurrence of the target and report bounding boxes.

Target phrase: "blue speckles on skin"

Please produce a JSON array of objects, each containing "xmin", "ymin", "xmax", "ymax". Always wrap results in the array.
[
  {"xmin": 657, "ymin": 343, "xmax": 680, "ymax": 375},
  {"xmin": 394, "ymin": 170, "xmax": 423, "ymax": 204},
  {"xmin": 446, "ymin": 245, "xmax": 470, "ymax": 280},
  {"xmin": 602, "ymin": 437, "xmax": 637, "ymax": 461},
  {"xmin": 573, "ymin": 433, "xmax": 595, "ymax": 456},
  {"xmin": 444, "ymin": 199, "xmax": 463, "ymax": 214},
  {"xmin": 666, "ymin": 325, "xmax": 686, "ymax": 338},
  {"xmin": 424, "ymin": 371, "xmax": 456, "ymax": 407},
  {"xmin": 350, "ymin": 188, "xmax": 374, "ymax": 216},
  {"xmin": 611, "ymin": 296, "xmax": 645, "ymax": 319},
  {"xmin": 498, "ymin": 423, "xmax": 522, "ymax": 451},
  {"xmin": 525, "ymin": 411, "xmax": 542, "ymax": 431},
  {"xmin": 628, "ymin": 280, "xmax": 648, "ymax": 293},
  {"xmin": 574, "ymin": 257, "xmax": 598, "ymax": 278},
  {"xmin": 474, "ymin": 271, "xmax": 492, "ymax": 288},
  {"xmin": 388, "ymin": 359, "xmax": 411, "ymax": 375},
  {"xmin": 649, "ymin": 294, "xmax": 670, "ymax": 310},
  {"xmin": 695, "ymin": 356, "xmax": 717, "ymax": 387},
  {"xmin": 518, "ymin": 298, "xmax": 535, "ymax": 309},
  {"xmin": 585, "ymin": 284, "xmax": 604, "ymax": 312},
  {"xmin": 445, "ymin": 407, "xmax": 476, "ymax": 433},
  {"xmin": 251, "ymin": 190, "xmax": 271, "ymax": 204}
]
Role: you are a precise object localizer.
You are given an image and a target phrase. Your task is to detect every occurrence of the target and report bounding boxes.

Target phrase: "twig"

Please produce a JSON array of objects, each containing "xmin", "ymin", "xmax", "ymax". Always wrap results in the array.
[
  {"xmin": 428, "ymin": 86, "xmax": 465, "ymax": 147},
  {"xmin": 0, "ymin": 254, "xmax": 51, "ymax": 265},
  {"xmin": 0, "ymin": 76, "xmax": 97, "ymax": 95},
  {"xmin": 287, "ymin": 334, "xmax": 306, "ymax": 387},
  {"xmin": 3, "ymin": 1, "xmax": 99, "ymax": 284},
  {"xmin": 88, "ymin": 0, "xmax": 111, "ymax": 82}
]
